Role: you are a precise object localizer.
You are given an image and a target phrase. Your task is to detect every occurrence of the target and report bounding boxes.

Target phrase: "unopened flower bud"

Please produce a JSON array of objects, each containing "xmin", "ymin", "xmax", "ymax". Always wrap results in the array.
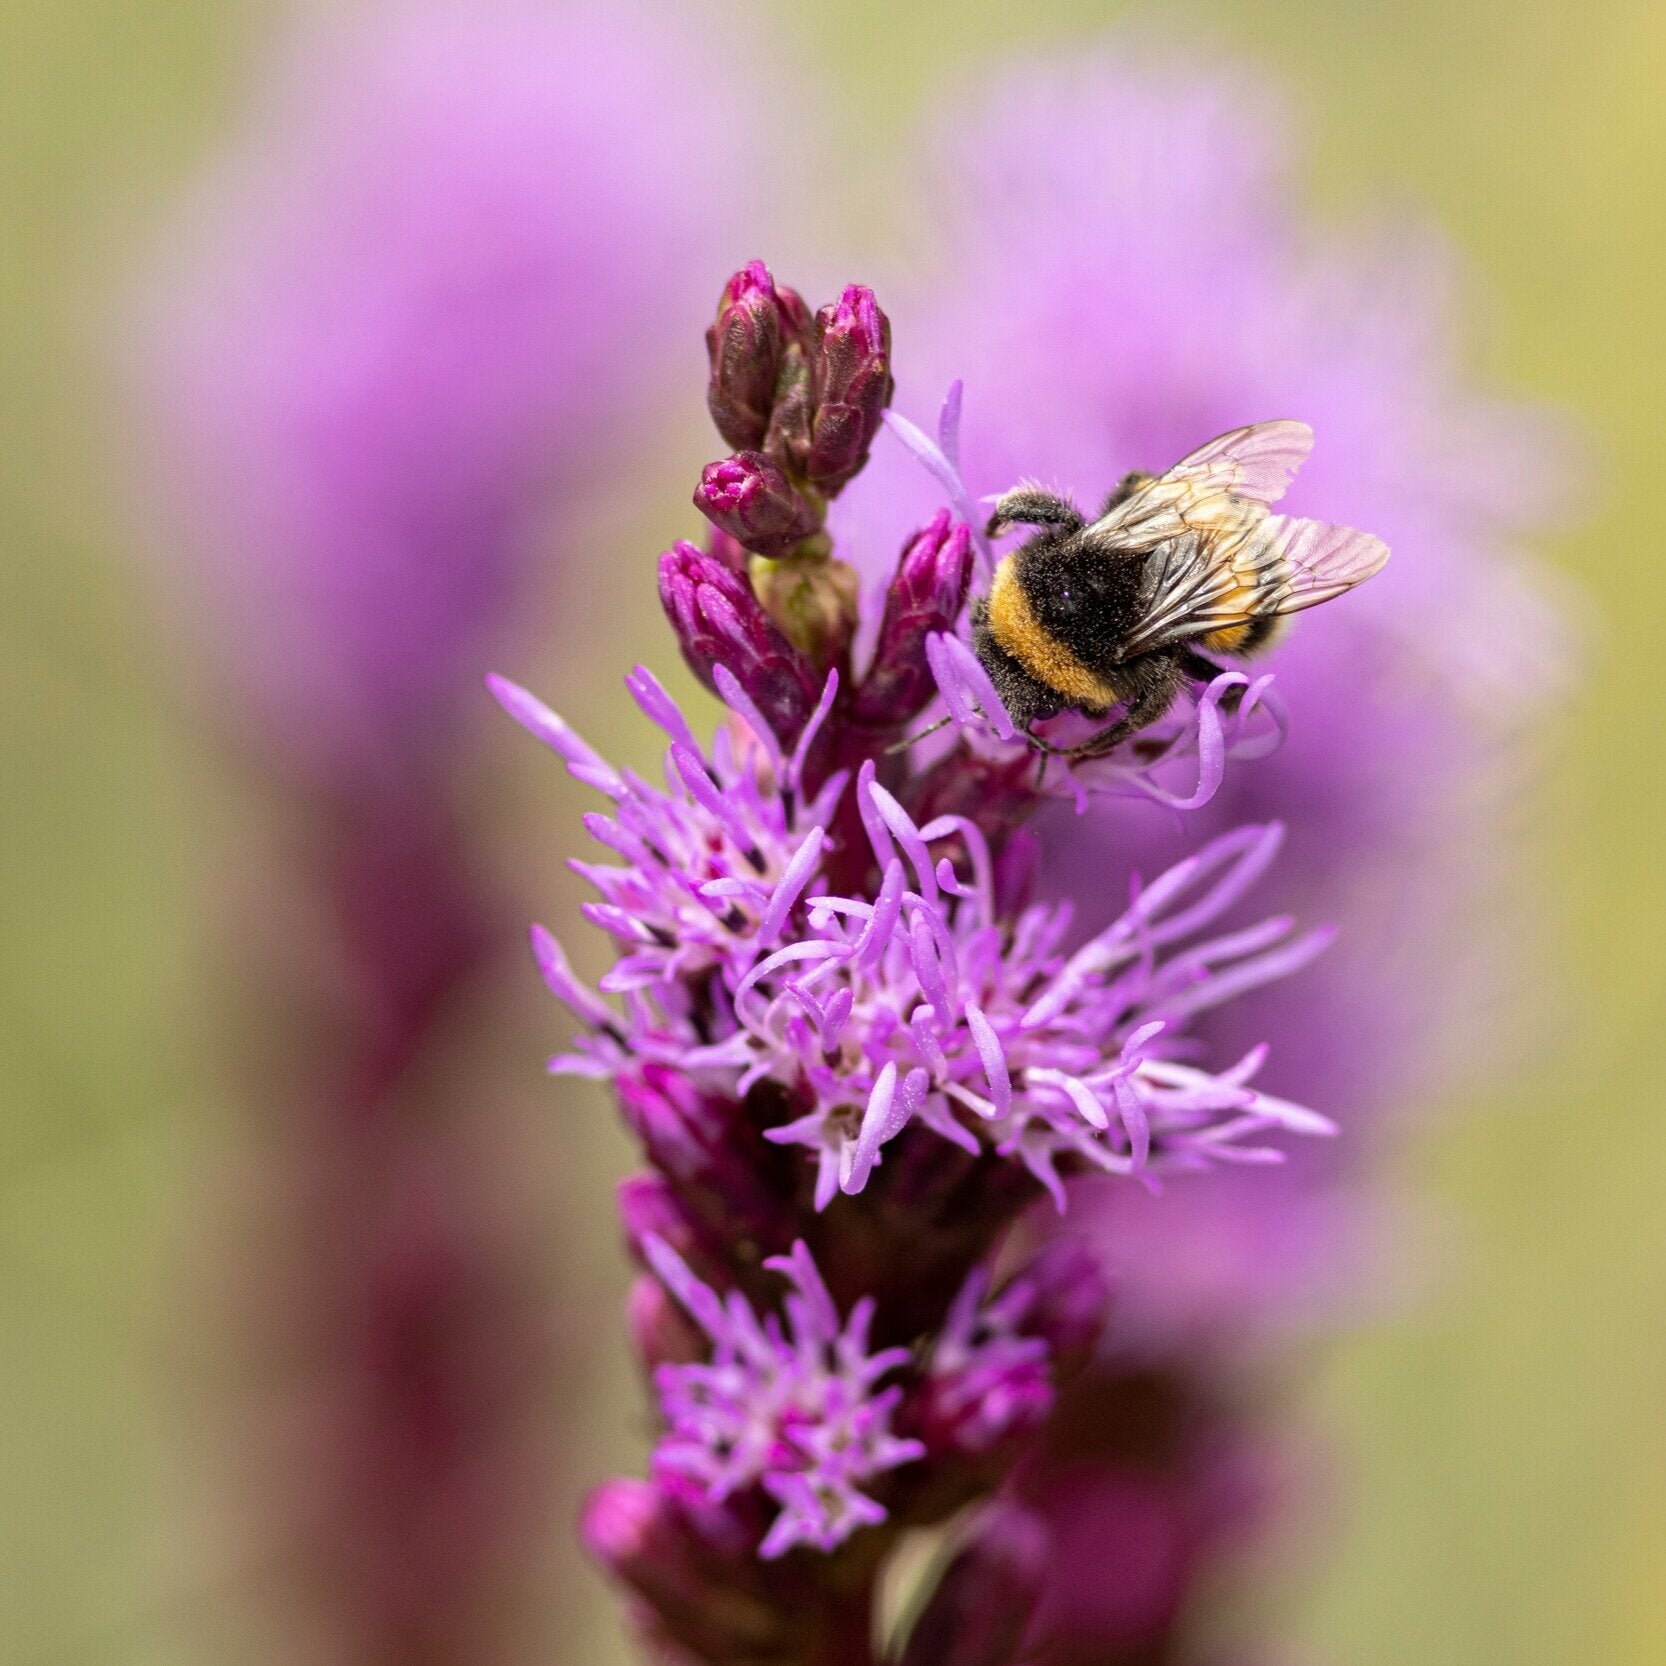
[
  {"xmin": 704, "ymin": 526, "xmax": 750, "ymax": 573},
  {"xmin": 763, "ymin": 333, "xmax": 815, "ymax": 474},
  {"xmin": 618, "ymin": 1063, "xmax": 789, "ymax": 1239},
  {"xmin": 627, "ymin": 1272, "xmax": 704, "ymax": 1369},
  {"xmin": 898, "ymin": 1506, "xmax": 1048, "ymax": 1666},
  {"xmin": 705, "ymin": 261, "xmax": 811, "ymax": 451},
  {"xmin": 582, "ymin": 1479, "xmax": 779, "ymax": 1662},
  {"xmin": 582, "ymin": 1477, "xmax": 670, "ymax": 1581},
  {"xmin": 618, "ymin": 1172, "xmax": 703, "ymax": 1263},
  {"xmin": 803, "ymin": 284, "xmax": 893, "ymax": 494},
  {"xmin": 852, "ymin": 511, "xmax": 974, "ymax": 725},
  {"xmin": 749, "ymin": 549, "xmax": 860, "ymax": 675},
  {"xmin": 1008, "ymin": 1237, "xmax": 1111, "ymax": 1363},
  {"xmin": 657, "ymin": 540, "xmax": 820, "ymax": 745},
  {"xmin": 693, "ymin": 451, "xmax": 821, "ymax": 559}
]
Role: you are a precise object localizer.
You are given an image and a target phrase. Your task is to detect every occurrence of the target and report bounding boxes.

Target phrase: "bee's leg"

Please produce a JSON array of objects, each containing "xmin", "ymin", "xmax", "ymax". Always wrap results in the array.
[
  {"xmin": 884, "ymin": 713, "xmax": 955, "ymax": 756},
  {"xmin": 985, "ymin": 488, "xmax": 1085, "ymax": 540},
  {"xmin": 1178, "ymin": 646, "xmax": 1246, "ymax": 712},
  {"xmin": 1020, "ymin": 727, "xmax": 1068, "ymax": 757},
  {"xmin": 1066, "ymin": 678, "xmax": 1180, "ymax": 763}
]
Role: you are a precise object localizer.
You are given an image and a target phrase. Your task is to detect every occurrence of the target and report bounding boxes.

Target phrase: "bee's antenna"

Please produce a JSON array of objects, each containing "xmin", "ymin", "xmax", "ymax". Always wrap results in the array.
[{"xmin": 885, "ymin": 713, "xmax": 955, "ymax": 756}]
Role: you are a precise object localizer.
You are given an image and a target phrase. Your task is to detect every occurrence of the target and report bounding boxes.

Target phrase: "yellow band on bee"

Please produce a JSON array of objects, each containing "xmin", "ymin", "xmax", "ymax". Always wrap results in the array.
[
  {"xmin": 1199, "ymin": 621, "xmax": 1251, "ymax": 654},
  {"xmin": 987, "ymin": 559, "xmax": 1118, "ymax": 712}
]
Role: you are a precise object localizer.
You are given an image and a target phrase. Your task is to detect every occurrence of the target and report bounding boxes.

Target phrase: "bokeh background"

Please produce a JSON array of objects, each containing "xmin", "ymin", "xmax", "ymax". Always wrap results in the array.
[{"xmin": 4, "ymin": 2, "xmax": 1663, "ymax": 1664}]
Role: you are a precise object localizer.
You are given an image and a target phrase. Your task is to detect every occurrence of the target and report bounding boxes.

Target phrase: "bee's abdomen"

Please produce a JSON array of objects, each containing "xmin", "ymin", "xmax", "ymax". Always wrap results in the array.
[{"xmin": 1202, "ymin": 612, "xmax": 1287, "ymax": 657}]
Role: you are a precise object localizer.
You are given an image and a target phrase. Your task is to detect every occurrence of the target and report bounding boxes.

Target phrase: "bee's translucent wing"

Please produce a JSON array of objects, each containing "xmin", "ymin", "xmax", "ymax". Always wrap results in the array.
[
  {"xmin": 1171, "ymin": 420, "xmax": 1314, "ymax": 507},
  {"xmin": 1089, "ymin": 420, "xmax": 1315, "ymax": 551},
  {"xmin": 1113, "ymin": 514, "xmax": 1389, "ymax": 661},
  {"xmin": 1258, "ymin": 515, "xmax": 1392, "ymax": 611}
]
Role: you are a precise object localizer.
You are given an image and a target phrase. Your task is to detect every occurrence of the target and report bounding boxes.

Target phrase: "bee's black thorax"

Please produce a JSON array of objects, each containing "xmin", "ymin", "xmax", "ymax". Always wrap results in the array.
[{"xmin": 1011, "ymin": 530, "xmax": 1145, "ymax": 673}]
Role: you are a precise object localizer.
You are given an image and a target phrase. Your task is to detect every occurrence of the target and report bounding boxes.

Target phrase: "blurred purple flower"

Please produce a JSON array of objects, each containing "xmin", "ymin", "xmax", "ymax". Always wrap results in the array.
[
  {"xmin": 141, "ymin": 0, "xmax": 762, "ymax": 776},
  {"xmin": 134, "ymin": 6, "xmax": 776, "ymax": 1665},
  {"xmin": 830, "ymin": 38, "xmax": 1580, "ymax": 1665},
  {"xmin": 845, "ymin": 32, "xmax": 1577, "ymax": 1336}
]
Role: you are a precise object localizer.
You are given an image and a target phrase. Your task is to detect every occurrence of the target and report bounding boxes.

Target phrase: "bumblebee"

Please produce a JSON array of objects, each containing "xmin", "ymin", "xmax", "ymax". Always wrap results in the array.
[{"xmin": 971, "ymin": 420, "xmax": 1389, "ymax": 761}]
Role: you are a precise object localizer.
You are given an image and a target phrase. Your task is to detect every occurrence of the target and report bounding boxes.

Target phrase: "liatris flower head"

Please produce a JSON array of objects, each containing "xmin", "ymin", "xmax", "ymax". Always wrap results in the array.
[
  {"xmin": 644, "ymin": 1235, "xmax": 925, "ymax": 1559},
  {"xmin": 499, "ymin": 258, "xmax": 1391, "ymax": 1663}
]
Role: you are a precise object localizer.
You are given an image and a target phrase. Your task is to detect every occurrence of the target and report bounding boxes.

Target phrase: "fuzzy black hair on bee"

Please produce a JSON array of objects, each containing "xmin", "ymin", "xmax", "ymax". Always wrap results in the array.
[{"xmin": 972, "ymin": 421, "xmax": 1389, "ymax": 763}]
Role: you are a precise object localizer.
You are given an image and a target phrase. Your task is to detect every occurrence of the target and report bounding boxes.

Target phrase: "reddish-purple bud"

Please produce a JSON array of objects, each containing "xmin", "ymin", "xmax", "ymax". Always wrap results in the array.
[
  {"xmin": 617, "ymin": 1063, "xmax": 789, "ymax": 1240},
  {"xmin": 705, "ymin": 526, "xmax": 751, "ymax": 573},
  {"xmin": 693, "ymin": 451, "xmax": 820, "ymax": 559},
  {"xmin": 705, "ymin": 261, "xmax": 812, "ymax": 451},
  {"xmin": 582, "ymin": 1479, "xmax": 778, "ymax": 1661},
  {"xmin": 852, "ymin": 510, "xmax": 974, "ymax": 725},
  {"xmin": 628, "ymin": 1272, "xmax": 704, "ymax": 1369},
  {"xmin": 803, "ymin": 284, "xmax": 894, "ymax": 494},
  {"xmin": 899, "ymin": 1506, "xmax": 1048, "ymax": 1666},
  {"xmin": 1009, "ymin": 1237, "xmax": 1111, "ymax": 1363},
  {"xmin": 581, "ymin": 1477, "xmax": 669, "ymax": 1580},
  {"xmin": 618, "ymin": 1172, "xmax": 703, "ymax": 1263},
  {"xmin": 584, "ymin": 1478, "xmax": 783, "ymax": 1662},
  {"xmin": 657, "ymin": 539, "xmax": 820, "ymax": 745}
]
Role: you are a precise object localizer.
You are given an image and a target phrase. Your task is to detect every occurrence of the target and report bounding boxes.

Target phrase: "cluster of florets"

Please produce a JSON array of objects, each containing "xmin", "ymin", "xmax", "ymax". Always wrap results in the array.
[
  {"xmin": 643, "ymin": 1235, "xmax": 925, "ymax": 1559},
  {"xmin": 499, "ymin": 263, "xmax": 1338, "ymax": 1666},
  {"xmin": 502, "ymin": 672, "xmax": 1330, "ymax": 1219}
]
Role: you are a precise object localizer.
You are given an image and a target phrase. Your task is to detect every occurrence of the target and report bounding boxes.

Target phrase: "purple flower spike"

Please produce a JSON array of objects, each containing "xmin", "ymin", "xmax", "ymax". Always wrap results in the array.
[
  {"xmin": 852, "ymin": 510, "xmax": 976, "ymax": 726},
  {"xmin": 898, "ymin": 1505, "xmax": 1049, "ymax": 1666},
  {"xmin": 509, "ymin": 256, "xmax": 1408, "ymax": 1663},
  {"xmin": 804, "ymin": 284, "xmax": 895, "ymax": 494},
  {"xmin": 705, "ymin": 260, "xmax": 813, "ymax": 452},
  {"xmin": 656, "ymin": 539, "xmax": 819, "ymax": 744},
  {"xmin": 693, "ymin": 451, "xmax": 822, "ymax": 558}
]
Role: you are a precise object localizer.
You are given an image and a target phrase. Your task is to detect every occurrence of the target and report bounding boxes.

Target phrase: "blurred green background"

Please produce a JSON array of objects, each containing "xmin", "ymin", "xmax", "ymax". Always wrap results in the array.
[{"xmin": 3, "ymin": 1, "xmax": 1662, "ymax": 1663}]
